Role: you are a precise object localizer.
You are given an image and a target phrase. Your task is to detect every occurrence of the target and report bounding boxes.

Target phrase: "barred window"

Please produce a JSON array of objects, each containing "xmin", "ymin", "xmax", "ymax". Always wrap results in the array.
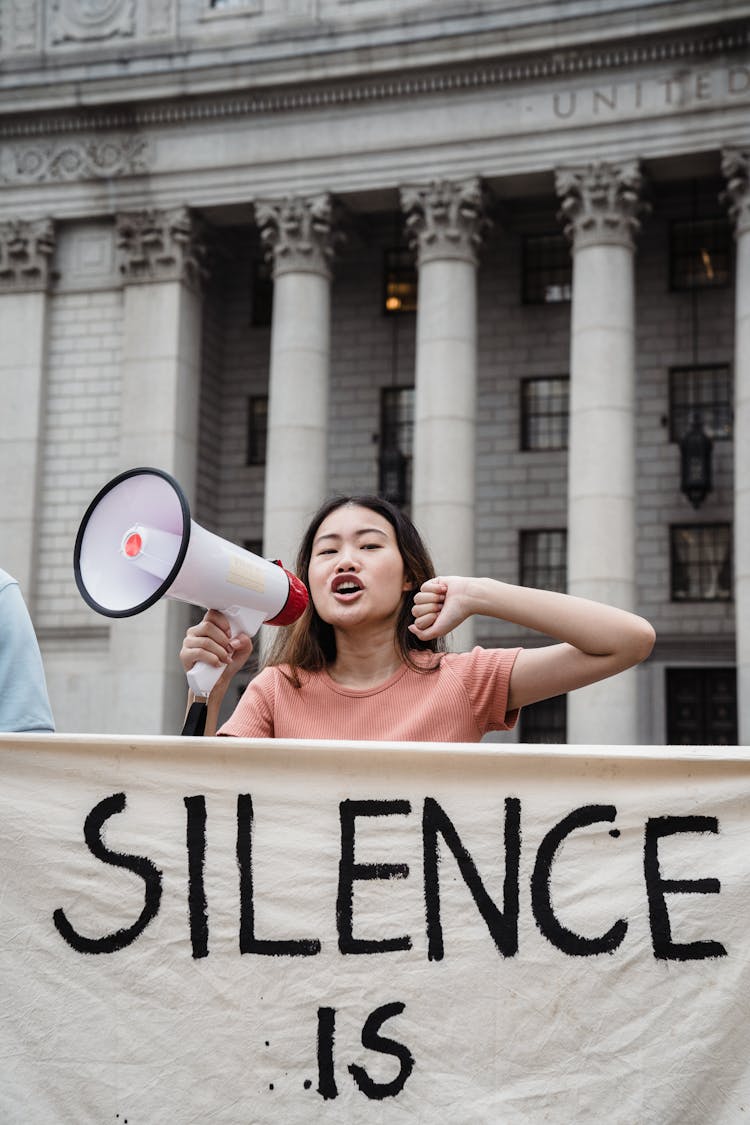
[
  {"xmin": 383, "ymin": 249, "xmax": 418, "ymax": 315},
  {"xmin": 669, "ymin": 217, "xmax": 731, "ymax": 290},
  {"xmin": 669, "ymin": 365, "xmax": 732, "ymax": 442},
  {"xmin": 246, "ymin": 396, "xmax": 268, "ymax": 466},
  {"xmin": 379, "ymin": 386, "xmax": 414, "ymax": 506},
  {"xmin": 251, "ymin": 260, "xmax": 273, "ymax": 327},
  {"xmin": 670, "ymin": 524, "xmax": 732, "ymax": 602},
  {"xmin": 521, "ymin": 376, "xmax": 569, "ymax": 451},
  {"xmin": 666, "ymin": 668, "xmax": 737, "ymax": 745},
  {"xmin": 520, "ymin": 694, "xmax": 567, "ymax": 744},
  {"xmin": 520, "ymin": 530, "xmax": 567, "ymax": 593},
  {"xmin": 522, "ymin": 234, "xmax": 572, "ymax": 304}
]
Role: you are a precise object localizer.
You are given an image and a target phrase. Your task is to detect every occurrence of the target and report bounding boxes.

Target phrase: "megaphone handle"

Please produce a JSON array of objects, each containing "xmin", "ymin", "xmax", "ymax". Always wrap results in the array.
[
  {"xmin": 186, "ymin": 659, "xmax": 225, "ymax": 699},
  {"xmin": 185, "ymin": 605, "xmax": 265, "ymax": 699}
]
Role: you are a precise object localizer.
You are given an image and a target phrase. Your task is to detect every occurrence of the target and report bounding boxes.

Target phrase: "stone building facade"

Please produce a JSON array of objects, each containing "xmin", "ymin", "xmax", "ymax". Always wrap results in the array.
[{"xmin": 1, "ymin": 0, "xmax": 749, "ymax": 742}]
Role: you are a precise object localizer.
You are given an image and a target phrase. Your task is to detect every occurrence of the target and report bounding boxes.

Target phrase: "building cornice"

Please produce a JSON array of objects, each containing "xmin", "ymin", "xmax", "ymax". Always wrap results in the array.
[{"xmin": 0, "ymin": 20, "xmax": 748, "ymax": 140}]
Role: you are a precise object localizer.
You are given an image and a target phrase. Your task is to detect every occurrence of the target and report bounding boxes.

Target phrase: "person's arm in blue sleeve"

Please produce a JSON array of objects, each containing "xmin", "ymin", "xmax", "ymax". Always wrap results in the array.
[{"xmin": 0, "ymin": 570, "xmax": 55, "ymax": 733}]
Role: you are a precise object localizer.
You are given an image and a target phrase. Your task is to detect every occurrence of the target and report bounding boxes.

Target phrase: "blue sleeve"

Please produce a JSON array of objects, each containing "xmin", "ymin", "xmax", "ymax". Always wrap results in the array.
[{"xmin": 0, "ymin": 575, "xmax": 55, "ymax": 733}]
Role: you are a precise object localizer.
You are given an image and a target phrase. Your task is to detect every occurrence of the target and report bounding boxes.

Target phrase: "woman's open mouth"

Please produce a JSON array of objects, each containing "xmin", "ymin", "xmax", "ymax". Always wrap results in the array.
[{"xmin": 331, "ymin": 575, "xmax": 364, "ymax": 599}]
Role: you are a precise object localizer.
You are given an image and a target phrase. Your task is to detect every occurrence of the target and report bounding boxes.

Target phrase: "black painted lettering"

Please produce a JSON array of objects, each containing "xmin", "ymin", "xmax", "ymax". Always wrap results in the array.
[
  {"xmin": 236, "ymin": 794, "xmax": 321, "ymax": 956},
  {"xmin": 348, "ymin": 1002, "xmax": 414, "ymax": 1100},
  {"xmin": 53, "ymin": 792, "xmax": 162, "ymax": 954},
  {"xmin": 422, "ymin": 796, "xmax": 520, "ymax": 962},
  {"xmin": 644, "ymin": 815, "xmax": 727, "ymax": 961},
  {"xmin": 316, "ymin": 1007, "xmax": 338, "ymax": 1100},
  {"xmin": 184, "ymin": 795, "xmax": 209, "ymax": 959},
  {"xmin": 531, "ymin": 804, "xmax": 627, "ymax": 956},
  {"xmin": 337, "ymin": 799, "xmax": 411, "ymax": 954}
]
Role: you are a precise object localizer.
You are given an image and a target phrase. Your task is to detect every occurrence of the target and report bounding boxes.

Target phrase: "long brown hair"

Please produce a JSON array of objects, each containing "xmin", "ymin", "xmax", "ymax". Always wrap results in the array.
[{"xmin": 264, "ymin": 495, "xmax": 446, "ymax": 684}]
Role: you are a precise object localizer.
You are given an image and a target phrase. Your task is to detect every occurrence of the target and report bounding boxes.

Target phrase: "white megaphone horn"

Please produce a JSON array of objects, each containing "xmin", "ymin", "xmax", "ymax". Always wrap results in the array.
[{"xmin": 73, "ymin": 467, "xmax": 308, "ymax": 697}]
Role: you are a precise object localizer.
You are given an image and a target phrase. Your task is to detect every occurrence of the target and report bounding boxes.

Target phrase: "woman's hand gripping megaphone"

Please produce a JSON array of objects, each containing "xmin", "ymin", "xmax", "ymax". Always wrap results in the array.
[
  {"xmin": 180, "ymin": 608, "xmax": 256, "ymax": 698},
  {"xmin": 73, "ymin": 467, "xmax": 309, "ymax": 703}
]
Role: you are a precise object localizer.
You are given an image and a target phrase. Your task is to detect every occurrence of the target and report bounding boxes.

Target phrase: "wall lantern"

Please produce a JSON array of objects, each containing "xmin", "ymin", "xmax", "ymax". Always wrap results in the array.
[{"xmin": 679, "ymin": 413, "xmax": 713, "ymax": 508}]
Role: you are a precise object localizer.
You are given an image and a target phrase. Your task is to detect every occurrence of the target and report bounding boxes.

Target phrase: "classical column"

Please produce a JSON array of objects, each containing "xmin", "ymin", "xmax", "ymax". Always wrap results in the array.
[
  {"xmin": 0, "ymin": 218, "xmax": 55, "ymax": 598},
  {"xmin": 722, "ymin": 147, "xmax": 750, "ymax": 745},
  {"xmin": 555, "ymin": 161, "xmax": 647, "ymax": 744},
  {"xmin": 255, "ymin": 194, "xmax": 339, "ymax": 569},
  {"xmin": 400, "ymin": 178, "xmax": 489, "ymax": 651},
  {"xmin": 113, "ymin": 206, "xmax": 208, "ymax": 734}
]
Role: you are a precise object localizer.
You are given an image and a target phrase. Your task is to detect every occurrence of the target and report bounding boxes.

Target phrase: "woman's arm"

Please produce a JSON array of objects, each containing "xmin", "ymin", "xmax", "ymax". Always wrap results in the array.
[
  {"xmin": 180, "ymin": 609, "xmax": 253, "ymax": 736},
  {"xmin": 409, "ymin": 576, "xmax": 655, "ymax": 711}
]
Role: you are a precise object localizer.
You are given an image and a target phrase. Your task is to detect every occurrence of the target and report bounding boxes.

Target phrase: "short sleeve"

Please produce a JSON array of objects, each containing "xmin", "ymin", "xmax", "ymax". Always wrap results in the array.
[
  {"xmin": 218, "ymin": 666, "xmax": 276, "ymax": 738},
  {"xmin": 444, "ymin": 646, "xmax": 521, "ymax": 733},
  {"xmin": 0, "ymin": 575, "xmax": 55, "ymax": 733}
]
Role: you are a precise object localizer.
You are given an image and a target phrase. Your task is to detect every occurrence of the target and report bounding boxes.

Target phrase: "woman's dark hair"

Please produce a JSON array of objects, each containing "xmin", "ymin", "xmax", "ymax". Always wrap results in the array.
[{"xmin": 264, "ymin": 494, "xmax": 446, "ymax": 684}]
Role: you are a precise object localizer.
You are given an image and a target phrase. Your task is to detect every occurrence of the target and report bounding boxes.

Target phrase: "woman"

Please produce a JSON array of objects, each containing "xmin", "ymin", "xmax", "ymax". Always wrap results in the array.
[{"xmin": 180, "ymin": 495, "xmax": 655, "ymax": 740}]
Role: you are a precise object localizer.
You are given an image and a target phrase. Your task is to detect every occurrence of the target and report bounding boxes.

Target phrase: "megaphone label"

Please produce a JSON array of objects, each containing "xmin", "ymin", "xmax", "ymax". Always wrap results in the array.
[{"xmin": 227, "ymin": 555, "xmax": 266, "ymax": 594}]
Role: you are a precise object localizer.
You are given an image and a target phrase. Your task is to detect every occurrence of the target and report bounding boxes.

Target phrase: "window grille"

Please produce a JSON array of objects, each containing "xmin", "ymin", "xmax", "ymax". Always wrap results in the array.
[
  {"xmin": 521, "ymin": 376, "xmax": 569, "ymax": 451},
  {"xmin": 246, "ymin": 396, "xmax": 268, "ymax": 466},
  {"xmin": 670, "ymin": 524, "xmax": 732, "ymax": 602},
  {"xmin": 520, "ymin": 530, "xmax": 567, "ymax": 593},
  {"xmin": 522, "ymin": 233, "xmax": 572, "ymax": 304},
  {"xmin": 669, "ymin": 365, "xmax": 732, "ymax": 442},
  {"xmin": 666, "ymin": 668, "xmax": 737, "ymax": 745},
  {"xmin": 383, "ymin": 249, "xmax": 418, "ymax": 315},
  {"xmin": 251, "ymin": 260, "xmax": 273, "ymax": 327},
  {"xmin": 379, "ymin": 386, "xmax": 414, "ymax": 506},
  {"xmin": 520, "ymin": 694, "xmax": 567, "ymax": 743},
  {"xmin": 669, "ymin": 217, "xmax": 731, "ymax": 290}
]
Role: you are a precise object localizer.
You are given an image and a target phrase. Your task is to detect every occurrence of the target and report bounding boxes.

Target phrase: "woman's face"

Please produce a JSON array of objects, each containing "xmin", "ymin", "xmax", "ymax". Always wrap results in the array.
[{"xmin": 307, "ymin": 504, "xmax": 411, "ymax": 632}]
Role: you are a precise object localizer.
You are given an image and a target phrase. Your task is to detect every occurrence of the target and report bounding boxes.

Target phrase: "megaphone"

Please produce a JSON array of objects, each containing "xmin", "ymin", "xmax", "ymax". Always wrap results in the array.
[{"xmin": 74, "ymin": 467, "xmax": 308, "ymax": 697}]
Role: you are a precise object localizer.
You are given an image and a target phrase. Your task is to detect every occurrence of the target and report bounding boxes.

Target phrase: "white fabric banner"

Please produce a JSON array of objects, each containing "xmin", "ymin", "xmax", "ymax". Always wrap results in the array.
[{"xmin": 1, "ymin": 733, "xmax": 749, "ymax": 1124}]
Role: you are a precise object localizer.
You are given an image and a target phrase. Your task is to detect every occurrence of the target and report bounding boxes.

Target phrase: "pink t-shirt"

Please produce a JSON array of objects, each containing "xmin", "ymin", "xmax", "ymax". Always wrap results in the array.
[{"xmin": 219, "ymin": 646, "xmax": 521, "ymax": 742}]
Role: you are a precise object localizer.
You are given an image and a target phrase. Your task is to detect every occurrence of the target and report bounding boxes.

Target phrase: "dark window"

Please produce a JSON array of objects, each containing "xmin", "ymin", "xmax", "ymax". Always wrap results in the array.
[
  {"xmin": 669, "ymin": 365, "xmax": 733, "ymax": 442},
  {"xmin": 520, "ymin": 530, "xmax": 567, "ymax": 592},
  {"xmin": 521, "ymin": 376, "xmax": 569, "ymax": 451},
  {"xmin": 520, "ymin": 694, "xmax": 567, "ymax": 743},
  {"xmin": 379, "ymin": 386, "xmax": 414, "ymax": 506},
  {"xmin": 251, "ymin": 260, "xmax": 273, "ymax": 327},
  {"xmin": 522, "ymin": 234, "xmax": 572, "ymax": 304},
  {"xmin": 246, "ymin": 396, "xmax": 268, "ymax": 466},
  {"xmin": 670, "ymin": 524, "xmax": 732, "ymax": 602},
  {"xmin": 242, "ymin": 539, "xmax": 263, "ymax": 557},
  {"xmin": 383, "ymin": 249, "xmax": 418, "ymax": 315},
  {"xmin": 669, "ymin": 217, "xmax": 731, "ymax": 290},
  {"xmin": 666, "ymin": 667, "xmax": 737, "ymax": 745}
]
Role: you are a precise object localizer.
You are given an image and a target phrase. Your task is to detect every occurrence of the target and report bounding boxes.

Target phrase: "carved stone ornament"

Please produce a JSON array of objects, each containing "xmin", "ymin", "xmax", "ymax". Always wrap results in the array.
[
  {"xmin": 7, "ymin": 0, "xmax": 42, "ymax": 51},
  {"xmin": 400, "ymin": 177, "xmax": 491, "ymax": 266},
  {"xmin": 0, "ymin": 137, "xmax": 149, "ymax": 185},
  {"xmin": 721, "ymin": 147, "xmax": 750, "ymax": 237},
  {"xmin": 555, "ymin": 161, "xmax": 648, "ymax": 250},
  {"xmin": 254, "ymin": 194, "xmax": 341, "ymax": 279},
  {"xmin": 116, "ymin": 207, "xmax": 208, "ymax": 289},
  {"xmin": 50, "ymin": 0, "xmax": 135, "ymax": 43},
  {"xmin": 0, "ymin": 218, "xmax": 56, "ymax": 292}
]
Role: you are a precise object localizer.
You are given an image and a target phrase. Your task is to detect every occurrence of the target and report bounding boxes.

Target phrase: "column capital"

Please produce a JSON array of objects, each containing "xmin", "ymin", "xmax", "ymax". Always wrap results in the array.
[
  {"xmin": 721, "ymin": 147, "xmax": 750, "ymax": 237},
  {"xmin": 255, "ymin": 193, "xmax": 341, "ymax": 280},
  {"xmin": 116, "ymin": 207, "xmax": 208, "ymax": 288},
  {"xmin": 555, "ymin": 161, "xmax": 648, "ymax": 251},
  {"xmin": 0, "ymin": 217, "xmax": 55, "ymax": 293},
  {"xmin": 400, "ymin": 177, "xmax": 490, "ymax": 266}
]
